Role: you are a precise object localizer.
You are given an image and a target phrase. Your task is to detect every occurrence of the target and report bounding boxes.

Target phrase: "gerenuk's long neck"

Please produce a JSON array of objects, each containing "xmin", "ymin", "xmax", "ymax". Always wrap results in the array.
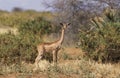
[{"xmin": 58, "ymin": 28, "xmax": 65, "ymax": 44}]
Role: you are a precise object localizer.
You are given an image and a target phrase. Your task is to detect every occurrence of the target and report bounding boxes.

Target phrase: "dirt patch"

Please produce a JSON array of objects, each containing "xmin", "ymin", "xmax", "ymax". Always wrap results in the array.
[
  {"xmin": 0, "ymin": 74, "xmax": 17, "ymax": 78},
  {"xmin": 0, "ymin": 73, "xmax": 80, "ymax": 78}
]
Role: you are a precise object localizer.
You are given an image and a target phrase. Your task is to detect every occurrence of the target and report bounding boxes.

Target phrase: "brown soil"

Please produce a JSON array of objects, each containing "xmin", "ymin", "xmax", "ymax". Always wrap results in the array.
[{"xmin": 0, "ymin": 73, "xmax": 81, "ymax": 78}]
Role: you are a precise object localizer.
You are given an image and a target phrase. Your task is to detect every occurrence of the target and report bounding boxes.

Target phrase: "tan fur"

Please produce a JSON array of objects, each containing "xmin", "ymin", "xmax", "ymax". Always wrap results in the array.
[{"xmin": 34, "ymin": 23, "xmax": 70, "ymax": 70}]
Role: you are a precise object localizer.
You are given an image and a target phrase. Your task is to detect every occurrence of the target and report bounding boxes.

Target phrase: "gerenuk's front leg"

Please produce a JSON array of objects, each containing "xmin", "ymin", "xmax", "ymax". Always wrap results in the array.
[{"xmin": 34, "ymin": 53, "xmax": 43, "ymax": 71}]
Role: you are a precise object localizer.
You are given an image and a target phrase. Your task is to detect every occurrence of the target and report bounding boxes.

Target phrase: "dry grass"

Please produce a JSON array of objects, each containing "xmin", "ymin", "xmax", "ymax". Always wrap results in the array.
[
  {"xmin": 0, "ymin": 59, "xmax": 119, "ymax": 78},
  {"xmin": 0, "ymin": 48, "xmax": 119, "ymax": 78}
]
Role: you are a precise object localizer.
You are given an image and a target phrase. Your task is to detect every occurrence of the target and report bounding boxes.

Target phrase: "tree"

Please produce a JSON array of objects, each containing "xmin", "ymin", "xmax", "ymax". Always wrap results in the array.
[
  {"xmin": 12, "ymin": 7, "xmax": 23, "ymax": 12},
  {"xmin": 99, "ymin": 0, "xmax": 120, "ymax": 9},
  {"xmin": 44, "ymin": 0, "xmax": 120, "ymax": 45}
]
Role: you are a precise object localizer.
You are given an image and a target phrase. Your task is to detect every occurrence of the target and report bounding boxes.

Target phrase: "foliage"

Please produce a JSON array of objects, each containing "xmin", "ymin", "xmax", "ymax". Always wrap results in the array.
[
  {"xmin": 0, "ymin": 16, "xmax": 52, "ymax": 64},
  {"xmin": 12, "ymin": 7, "xmax": 23, "ymax": 12},
  {"xmin": 45, "ymin": 0, "xmax": 120, "ymax": 45},
  {"xmin": 0, "ymin": 11, "xmax": 53, "ymax": 27},
  {"xmin": 79, "ymin": 8, "xmax": 120, "ymax": 62},
  {"xmin": 0, "ymin": 34, "xmax": 20, "ymax": 64},
  {"xmin": 19, "ymin": 17, "xmax": 52, "ymax": 36}
]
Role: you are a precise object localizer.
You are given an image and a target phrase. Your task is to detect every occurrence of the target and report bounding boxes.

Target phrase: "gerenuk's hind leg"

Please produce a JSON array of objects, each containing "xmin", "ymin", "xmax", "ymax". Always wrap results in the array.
[{"xmin": 34, "ymin": 52, "xmax": 43, "ymax": 71}]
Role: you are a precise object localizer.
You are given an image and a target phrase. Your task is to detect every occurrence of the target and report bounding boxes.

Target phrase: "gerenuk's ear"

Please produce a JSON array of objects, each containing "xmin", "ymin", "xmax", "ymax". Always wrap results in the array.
[
  {"xmin": 60, "ymin": 23, "xmax": 63, "ymax": 26},
  {"xmin": 67, "ymin": 23, "xmax": 71, "ymax": 25}
]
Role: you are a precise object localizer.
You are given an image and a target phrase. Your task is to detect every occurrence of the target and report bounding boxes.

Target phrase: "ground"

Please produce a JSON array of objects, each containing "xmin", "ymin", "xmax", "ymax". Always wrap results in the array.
[{"xmin": 0, "ymin": 47, "xmax": 120, "ymax": 78}]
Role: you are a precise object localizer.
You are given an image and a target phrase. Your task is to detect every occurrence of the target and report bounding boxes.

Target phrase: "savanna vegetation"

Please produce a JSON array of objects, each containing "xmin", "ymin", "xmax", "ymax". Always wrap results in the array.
[{"xmin": 0, "ymin": 0, "xmax": 120, "ymax": 78}]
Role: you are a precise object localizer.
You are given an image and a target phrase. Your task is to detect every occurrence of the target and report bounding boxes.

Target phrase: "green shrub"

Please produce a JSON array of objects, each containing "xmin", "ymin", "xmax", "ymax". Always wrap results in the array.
[
  {"xmin": 78, "ymin": 8, "xmax": 120, "ymax": 62},
  {"xmin": 18, "ymin": 16, "xmax": 52, "ymax": 63},
  {"xmin": 19, "ymin": 17, "xmax": 52, "ymax": 36},
  {"xmin": 0, "ymin": 33, "xmax": 20, "ymax": 64},
  {"xmin": 0, "ymin": 16, "xmax": 52, "ymax": 64}
]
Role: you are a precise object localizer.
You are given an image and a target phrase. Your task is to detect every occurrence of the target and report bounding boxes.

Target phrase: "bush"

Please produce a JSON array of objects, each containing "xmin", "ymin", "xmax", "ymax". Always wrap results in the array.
[
  {"xmin": 78, "ymin": 8, "xmax": 120, "ymax": 62},
  {"xmin": 0, "ymin": 33, "xmax": 20, "ymax": 64},
  {"xmin": 19, "ymin": 17, "xmax": 52, "ymax": 36},
  {"xmin": 0, "ymin": 17, "xmax": 52, "ymax": 64}
]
